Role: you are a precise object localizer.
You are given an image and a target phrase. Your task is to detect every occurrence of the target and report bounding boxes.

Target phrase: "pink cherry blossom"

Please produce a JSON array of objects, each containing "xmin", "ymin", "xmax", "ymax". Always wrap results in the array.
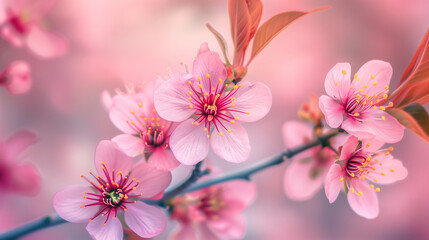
[
  {"xmin": 108, "ymin": 80, "xmax": 180, "ymax": 171},
  {"xmin": 0, "ymin": 61, "xmax": 32, "ymax": 95},
  {"xmin": 53, "ymin": 140, "xmax": 171, "ymax": 240},
  {"xmin": 282, "ymin": 121, "xmax": 347, "ymax": 201},
  {"xmin": 0, "ymin": 0, "xmax": 68, "ymax": 58},
  {"xmin": 0, "ymin": 130, "xmax": 40, "ymax": 196},
  {"xmin": 319, "ymin": 60, "xmax": 404, "ymax": 143},
  {"xmin": 324, "ymin": 136, "xmax": 408, "ymax": 219},
  {"xmin": 154, "ymin": 43, "xmax": 272, "ymax": 165},
  {"xmin": 169, "ymin": 170, "xmax": 256, "ymax": 240}
]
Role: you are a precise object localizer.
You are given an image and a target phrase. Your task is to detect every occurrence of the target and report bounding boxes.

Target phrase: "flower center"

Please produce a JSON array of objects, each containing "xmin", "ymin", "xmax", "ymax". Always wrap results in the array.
[
  {"xmin": 345, "ymin": 154, "xmax": 367, "ymax": 178},
  {"xmin": 143, "ymin": 127, "xmax": 165, "ymax": 147},
  {"xmin": 198, "ymin": 187, "xmax": 225, "ymax": 219},
  {"xmin": 203, "ymin": 94, "xmax": 220, "ymax": 121},
  {"xmin": 80, "ymin": 162, "xmax": 142, "ymax": 225}
]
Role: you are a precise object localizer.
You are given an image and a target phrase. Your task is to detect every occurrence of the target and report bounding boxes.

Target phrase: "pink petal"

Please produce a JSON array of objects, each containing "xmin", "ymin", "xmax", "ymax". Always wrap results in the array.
[
  {"xmin": 282, "ymin": 121, "xmax": 312, "ymax": 148},
  {"xmin": 154, "ymin": 74, "xmax": 196, "ymax": 122},
  {"xmin": 284, "ymin": 158, "xmax": 325, "ymax": 201},
  {"xmin": 86, "ymin": 216, "xmax": 123, "ymax": 240},
  {"xmin": 7, "ymin": 163, "xmax": 40, "ymax": 196},
  {"xmin": 170, "ymin": 224, "xmax": 197, "ymax": 240},
  {"xmin": 26, "ymin": 25, "xmax": 68, "ymax": 58},
  {"xmin": 0, "ymin": 2, "xmax": 6, "ymax": 24},
  {"xmin": 5, "ymin": 130, "xmax": 37, "ymax": 160},
  {"xmin": 197, "ymin": 42, "xmax": 210, "ymax": 55},
  {"xmin": 220, "ymin": 180, "xmax": 256, "ymax": 207},
  {"xmin": 319, "ymin": 95, "xmax": 344, "ymax": 128},
  {"xmin": 339, "ymin": 136, "xmax": 359, "ymax": 161},
  {"xmin": 229, "ymin": 82, "xmax": 272, "ymax": 122},
  {"xmin": 10, "ymin": 0, "xmax": 58, "ymax": 21},
  {"xmin": 324, "ymin": 63, "xmax": 351, "ymax": 100},
  {"xmin": 342, "ymin": 117, "xmax": 376, "ymax": 140},
  {"xmin": 367, "ymin": 157, "xmax": 408, "ymax": 184},
  {"xmin": 2, "ymin": 61, "xmax": 32, "ymax": 95},
  {"xmin": 347, "ymin": 179, "xmax": 379, "ymax": 219},
  {"xmin": 141, "ymin": 79, "xmax": 163, "ymax": 114},
  {"xmin": 148, "ymin": 148, "xmax": 180, "ymax": 171},
  {"xmin": 324, "ymin": 164, "xmax": 344, "ymax": 203},
  {"xmin": 198, "ymin": 223, "xmax": 223, "ymax": 240},
  {"xmin": 209, "ymin": 214, "xmax": 245, "ymax": 239},
  {"xmin": 94, "ymin": 140, "xmax": 133, "ymax": 177},
  {"xmin": 53, "ymin": 186, "xmax": 99, "ymax": 223},
  {"xmin": 112, "ymin": 134, "xmax": 144, "ymax": 157},
  {"xmin": 101, "ymin": 90, "xmax": 113, "ymax": 110},
  {"xmin": 130, "ymin": 160, "xmax": 172, "ymax": 198},
  {"xmin": 192, "ymin": 48, "xmax": 226, "ymax": 93},
  {"xmin": 366, "ymin": 111, "xmax": 404, "ymax": 143},
  {"xmin": 109, "ymin": 94, "xmax": 145, "ymax": 134},
  {"xmin": 1, "ymin": 26, "xmax": 24, "ymax": 47},
  {"xmin": 352, "ymin": 60, "xmax": 392, "ymax": 96},
  {"xmin": 210, "ymin": 122, "xmax": 250, "ymax": 163},
  {"xmin": 361, "ymin": 138, "xmax": 385, "ymax": 153},
  {"xmin": 124, "ymin": 201, "xmax": 166, "ymax": 238},
  {"xmin": 169, "ymin": 119, "xmax": 210, "ymax": 165}
]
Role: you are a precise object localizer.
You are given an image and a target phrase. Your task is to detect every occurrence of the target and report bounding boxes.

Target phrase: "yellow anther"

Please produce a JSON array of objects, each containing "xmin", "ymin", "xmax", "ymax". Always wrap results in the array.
[
  {"xmin": 357, "ymin": 77, "xmax": 360, "ymax": 81},
  {"xmin": 188, "ymin": 97, "xmax": 192, "ymax": 101},
  {"xmin": 372, "ymin": 167, "xmax": 376, "ymax": 171},
  {"xmin": 375, "ymin": 188, "xmax": 380, "ymax": 192},
  {"xmin": 351, "ymin": 188, "xmax": 355, "ymax": 193},
  {"xmin": 381, "ymin": 173, "xmax": 386, "ymax": 176},
  {"xmin": 206, "ymin": 73, "xmax": 210, "ymax": 78},
  {"xmin": 342, "ymin": 70, "xmax": 347, "ymax": 75},
  {"xmin": 227, "ymin": 129, "xmax": 232, "ymax": 133},
  {"xmin": 130, "ymin": 110, "xmax": 134, "ymax": 114},
  {"xmin": 198, "ymin": 77, "xmax": 201, "ymax": 81},
  {"xmin": 80, "ymin": 174, "xmax": 84, "ymax": 177},
  {"xmin": 354, "ymin": 113, "xmax": 360, "ymax": 117},
  {"xmin": 219, "ymin": 132, "xmax": 224, "ymax": 136},
  {"xmin": 188, "ymin": 81, "xmax": 192, "ymax": 85},
  {"xmin": 132, "ymin": 187, "xmax": 136, "ymax": 190},
  {"xmin": 358, "ymin": 191, "xmax": 363, "ymax": 196},
  {"xmin": 390, "ymin": 168, "xmax": 395, "ymax": 172},
  {"xmin": 351, "ymin": 173, "xmax": 355, "ymax": 177},
  {"xmin": 356, "ymin": 94, "xmax": 361, "ymax": 99},
  {"xmin": 199, "ymin": 84, "xmax": 203, "ymax": 89},
  {"xmin": 189, "ymin": 92, "xmax": 193, "ymax": 95},
  {"xmin": 383, "ymin": 94, "xmax": 388, "ymax": 99},
  {"xmin": 354, "ymin": 73, "xmax": 357, "ymax": 78},
  {"xmin": 230, "ymin": 120, "xmax": 235, "ymax": 124},
  {"xmin": 385, "ymin": 151, "xmax": 390, "ymax": 156},
  {"xmin": 235, "ymin": 117, "xmax": 239, "ymax": 120},
  {"xmin": 189, "ymin": 105, "xmax": 193, "ymax": 109},
  {"xmin": 247, "ymin": 112, "xmax": 250, "ymax": 115},
  {"xmin": 231, "ymin": 104, "xmax": 235, "ymax": 107},
  {"xmin": 380, "ymin": 106, "xmax": 386, "ymax": 111},
  {"xmin": 388, "ymin": 102, "xmax": 394, "ymax": 107},
  {"xmin": 350, "ymin": 86, "xmax": 354, "ymax": 89},
  {"xmin": 373, "ymin": 81, "xmax": 377, "ymax": 86},
  {"xmin": 363, "ymin": 100, "xmax": 367, "ymax": 105},
  {"xmin": 388, "ymin": 147, "xmax": 394, "ymax": 152},
  {"xmin": 204, "ymin": 93, "xmax": 208, "ymax": 96},
  {"xmin": 366, "ymin": 143, "xmax": 371, "ymax": 148},
  {"xmin": 371, "ymin": 74, "xmax": 375, "ymax": 79},
  {"xmin": 384, "ymin": 85, "xmax": 389, "ymax": 90},
  {"xmin": 233, "ymin": 85, "xmax": 238, "ymax": 90},
  {"xmin": 381, "ymin": 116, "xmax": 386, "ymax": 121},
  {"xmin": 138, "ymin": 103, "xmax": 142, "ymax": 107},
  {"xmin": 219, "ymin": 78, "xmax": 222, "ymax": 83},
  {"xmin": 364, "ymin": 84, "xmax": 368, "ymax": 88},
  {"xmin": 231, "ymin": 97, "xmax": 236, "ymax": 101},
  {"xmin": 360, "ymin": 89, "xmax": 364, "ymax": 92},
  {"xmin": 101, "ymin": 162, "xmax": 106, "ymax": 165},
  {"xmin": 374, "ymin": 178, "xmax": 379, "ymax": 182},
  {"xmin": 373, "ymin": 106, "xmax": 377, "ymax": 110},
  {"xmin": 370, "ymin": 184, "xmax": 374, "ymax": 188},
  {"xmin": 207, "ymin": 134, "xmax": 210, "ymax": 138},
  {"xmin": 340, "ymin": 177, "xmax": 344, "ymax": 182}
]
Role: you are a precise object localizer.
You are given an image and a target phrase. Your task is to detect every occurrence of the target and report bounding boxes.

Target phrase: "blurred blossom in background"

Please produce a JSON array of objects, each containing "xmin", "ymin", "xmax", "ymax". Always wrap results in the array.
[{"xmin": 0, "ymin": 0, "xmax": 428, "ymax": 239}]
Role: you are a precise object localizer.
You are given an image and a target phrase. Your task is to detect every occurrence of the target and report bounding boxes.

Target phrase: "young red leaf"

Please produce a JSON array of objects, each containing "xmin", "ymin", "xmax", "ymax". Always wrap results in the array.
[
  {"xmin": 248, "ymin": 6, "xmax": 330, "ymax": 66},
  {"xmin": 389, "ymin": 30, "xmax": 429, "ymax": 108},
  {"xmin": 387, "ymin": 104, "xmax": 429, "ymax": 143},
  {"xmin": 206, "ymin": 24, "xmax": 231, "ymax": 65},
  {"xmin": 246, "ymin": 0, "xmax": 263, "ymax": 41},
  {"xmin": 229, "ymin": 0, "xmax": 251, "ymax": 66}
]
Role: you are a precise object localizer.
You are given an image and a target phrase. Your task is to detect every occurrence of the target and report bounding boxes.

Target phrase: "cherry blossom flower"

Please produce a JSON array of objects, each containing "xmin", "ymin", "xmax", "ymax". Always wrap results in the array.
[
  {"xmin": 169, "ymin": 170, "xmax": 256, "ymax": 240},
  {"xmin": 0, "ymin": 0, "xmax": 68, "ymax": 58},
  {"xmin": 0, "ymin": 61, "xmax": 31, "ymax": 95},
  {"xmin": 154, "ymin": 43, "xmax": 272, "ymax": 164},
  {"xmin": 109, "ymin": 80, "xmax": 180, "ymax": 171},
  {"xmin": 319, "ymin": 60, "xmax": 404, "ymax": 143},
  {"xmin": 324, "ymin": 136, "xmax": 408, "ymax": 219},
  {"xmin": 0, "ymin": 130, "xmax": 40, "ymax": 196},
  {"xmin": 53, "ymin": 140, "xmax": 171, "ymax": 240},
  {"xmin": 282, "ymin": 121, "xmax": 347, "ymax": 201}
]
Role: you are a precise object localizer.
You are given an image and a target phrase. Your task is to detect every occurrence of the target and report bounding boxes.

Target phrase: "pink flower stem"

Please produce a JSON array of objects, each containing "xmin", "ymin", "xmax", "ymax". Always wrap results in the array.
[{"xmin": 0, "ymin": 130, "xmax": 339, "ymax": 239}]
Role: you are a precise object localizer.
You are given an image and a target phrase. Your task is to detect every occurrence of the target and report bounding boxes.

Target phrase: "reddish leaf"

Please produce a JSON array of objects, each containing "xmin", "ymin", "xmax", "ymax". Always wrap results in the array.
[
  {"xmin": 389, "ymin": 29, "xmax": 429, "ymax": 108},
  {"xmin": 206, "ymin": 24, "xmax": 231, "ymax": 65},
  {"xmin": 246, "ymin": 0, "xmax": 263, "ymax": 41},
  {"xmin": 229, "ymin": 0, "xmax": 251, "ymax": 66},
  {"xmin": 248, "ymin": 6, "xmax": 330, "ymax": 66},
  {"xmin": 387, "ymin": 104, "xmax": 429, "ymax": 143}
]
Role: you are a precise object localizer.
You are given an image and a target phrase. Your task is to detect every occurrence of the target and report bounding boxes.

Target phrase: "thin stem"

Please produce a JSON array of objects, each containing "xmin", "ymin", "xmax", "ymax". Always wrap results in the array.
[
  {"xmin": 184, "ymin": 129, "xmax": 339, "ymax": 193},
  {"xmin": 0, "ymin": 130, "xmax": 339, "ymax": 240}
]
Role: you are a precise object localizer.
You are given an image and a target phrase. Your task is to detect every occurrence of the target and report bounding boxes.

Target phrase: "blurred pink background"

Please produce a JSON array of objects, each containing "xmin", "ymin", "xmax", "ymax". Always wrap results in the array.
[{"xmin": 1, "ymin": 0, "xmax": 429, "ymax": 239}]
